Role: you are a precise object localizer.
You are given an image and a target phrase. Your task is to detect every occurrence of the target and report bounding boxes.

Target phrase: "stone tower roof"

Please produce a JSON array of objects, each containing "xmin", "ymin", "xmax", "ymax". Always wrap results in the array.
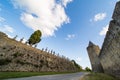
[{"xmin": 88, "ymin": 41, "xmax": 95, "ymax": 46}]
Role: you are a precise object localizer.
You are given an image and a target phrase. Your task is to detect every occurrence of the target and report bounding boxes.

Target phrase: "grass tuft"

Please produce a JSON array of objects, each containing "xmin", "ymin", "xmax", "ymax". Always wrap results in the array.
[{"xmin": 81, "ymin": 73, "xmax": 120, "ymax": 80}]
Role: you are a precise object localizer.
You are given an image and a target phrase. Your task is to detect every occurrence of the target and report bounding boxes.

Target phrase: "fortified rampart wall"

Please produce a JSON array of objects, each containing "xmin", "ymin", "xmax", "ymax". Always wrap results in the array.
[{"xmin": 0, "ymin": 32, "xmax": 79, "ymax": 72}]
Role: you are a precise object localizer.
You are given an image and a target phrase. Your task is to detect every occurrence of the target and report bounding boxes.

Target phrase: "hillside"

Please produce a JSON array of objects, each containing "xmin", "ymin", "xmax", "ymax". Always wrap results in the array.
[{"xmin": 0, "ymin": 32, "xmax": 79, "ymax": 72}]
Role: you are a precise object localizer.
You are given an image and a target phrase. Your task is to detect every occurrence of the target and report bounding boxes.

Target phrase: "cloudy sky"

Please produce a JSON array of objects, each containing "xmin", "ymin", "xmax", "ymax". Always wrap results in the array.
[{"xmin": 0, "ymin": 0, "xmax": 118, "ymax": 69}]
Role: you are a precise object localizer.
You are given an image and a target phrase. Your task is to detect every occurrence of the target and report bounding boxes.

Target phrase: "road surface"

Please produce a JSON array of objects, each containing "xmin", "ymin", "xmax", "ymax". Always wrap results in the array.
[{"xmin": 6, "ymin": 72, "xmax": 88, "ymax": 80}]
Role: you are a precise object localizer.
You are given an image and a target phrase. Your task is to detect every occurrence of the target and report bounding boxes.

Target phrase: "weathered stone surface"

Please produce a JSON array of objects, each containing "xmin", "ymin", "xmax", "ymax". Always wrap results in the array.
[
  {"xmin": 99, "ymin": 19, "xmax": 120, "ymax": 78},
  {"xmin": 0, "ymin": 32, "xmax": 79, "ymax": 72},
  {"xmin": 112, "ymin": 1, "xmax": 120, "ymax": 24},
  {"xmin": 87, "ymin": 41, "xmax": 104, "ymax": 73},
  {"xmin": 98, "ymin": 1, "xmax": 120, "ymax": 78}
]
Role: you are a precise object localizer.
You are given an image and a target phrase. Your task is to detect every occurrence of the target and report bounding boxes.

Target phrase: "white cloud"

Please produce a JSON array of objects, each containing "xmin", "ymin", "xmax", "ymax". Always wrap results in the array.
[
  {"xmin": 94, "ymin": 13, "xmax": 106, "ymax": 22},
  {"xmin": 99, "ymin": 24, "xmax": 109, "ymax": 36},
  {"xmin": 90, "ymin": 13, "xmax": 106, "ymax": 22},
  {"xmin": 11, "ymin": 0, "xmax": 72, "ymax": 37},
  {"xmin": 22, "ymin": 38, "xmax": 27, "ymax": 43},
  {"xmin": 0, "ymin": 25, "xmax": 14, "ymax": 33},
  {"xmin": 16, "ymin": 37, "xmax": 27, "ymax": 43},
  {"xmin": 0, "ymin": 16, "xmax": 5, "ymax": 22},
  {"xmin": 62, "ymin": 0, "xmax": 73, "ymax": 7},
  {"xmin": 7, "ymin": 34, "xmax": 13, "ymax": 38},
  {"xmin": 65, "ymin": 34, "xmax": 75, "ymax": 40},
  {"xmin": 76, "ymin": 57, "xmax": 82, "ymax": 62}
]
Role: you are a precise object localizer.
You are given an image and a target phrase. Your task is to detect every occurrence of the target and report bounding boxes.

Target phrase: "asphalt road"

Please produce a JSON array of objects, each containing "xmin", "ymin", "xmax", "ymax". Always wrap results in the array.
[{"xmin": 6, "ymin": 72, "xmax": 88, "ymax": 80}]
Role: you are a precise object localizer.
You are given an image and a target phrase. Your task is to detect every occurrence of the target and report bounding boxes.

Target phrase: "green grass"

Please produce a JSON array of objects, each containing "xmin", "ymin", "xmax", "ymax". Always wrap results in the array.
[
  {"xmin": 81, "ymin": 73, "xmax": 120, "ymax": 80},
  {"xmin": 0, "ymin": 71, "xmax": 76, "ymax": 79}
]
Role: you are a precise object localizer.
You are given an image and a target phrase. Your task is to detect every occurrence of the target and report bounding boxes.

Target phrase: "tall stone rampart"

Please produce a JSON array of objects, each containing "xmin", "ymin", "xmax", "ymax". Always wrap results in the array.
[
  {"xmin": 99, "ymin": 1, "xmax": 120, "ymax": 78},
  {"xmin": 87, "ymin": 1, "xmax": 120, "ymax": 78},
  {"xmin": 0, "ymin": 32, "xmax": 79, "ymax": 72}
]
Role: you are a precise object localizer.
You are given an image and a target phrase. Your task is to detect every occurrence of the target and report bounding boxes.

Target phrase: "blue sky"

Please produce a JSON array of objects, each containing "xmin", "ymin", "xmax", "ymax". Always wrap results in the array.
[{"xmin": 0, "ymin": 0, "xmax": 118, "ymax": 69}]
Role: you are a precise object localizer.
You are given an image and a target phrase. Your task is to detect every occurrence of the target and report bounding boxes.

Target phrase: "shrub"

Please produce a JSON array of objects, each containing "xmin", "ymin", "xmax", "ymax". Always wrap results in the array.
[
  {"xmin": 0, "ymin": 59, "xmax": 11, "ymax": 65},
  {"xmin": 16, "ymin": 60, "xmax": 25, "ymax": 65},
  {"xmin": 2, "ymin": 47, "xmax": 6, "ymax": 50},
  {"xmin": 71, "ymin": 60, "xmax": 83, "ymax": 71},
  {"xmin": 34, "ymin": 64, "xmax": 39, "ymax": 68},
  {"xmin": 16, "ymin": 60, "xmax": 31, "ymax": 65},
  {"xmin": 85, "ymin": 67, "xmax": 91, "ymax": 72},
  {"xmin": 40, "ymin": 60, "xmax": 44, "ymax": 64},
  {"xmin": 13, "ymin": 52, "xmax": 22, "ymax": 58},
  {"xmin": 0, "ymin": 54, "xmax": 3, "ymax": 56}
]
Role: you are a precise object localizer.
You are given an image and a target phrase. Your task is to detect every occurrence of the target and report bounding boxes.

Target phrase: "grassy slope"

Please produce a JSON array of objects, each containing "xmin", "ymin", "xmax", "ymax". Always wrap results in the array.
[
  {"xmin": 81, "ymin": 73, "xmax": 120, "ymax": 80},
  {"xmin": 0, "ymin": 72, "xmax": 77, "ymax": 79}
]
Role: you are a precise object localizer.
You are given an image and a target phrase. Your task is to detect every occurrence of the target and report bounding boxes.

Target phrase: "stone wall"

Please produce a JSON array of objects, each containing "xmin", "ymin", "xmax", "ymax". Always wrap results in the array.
[
  {"xmin": 87, "ymin": 1, "xmax": 120, "ymax": 78},
  {"xmin": 0, "ymin": 32, "xmax": 79, "ymax": 72},
  {"xmin": 99, "ymin": 1, "xmax": 120, "ymax": 78}
]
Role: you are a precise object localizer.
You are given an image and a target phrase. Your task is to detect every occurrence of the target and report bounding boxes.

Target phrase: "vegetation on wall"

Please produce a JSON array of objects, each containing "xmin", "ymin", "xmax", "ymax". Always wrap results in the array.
[
  {"xmin": 85, "ymin": 67, "xmax": 91, "ymax": 72},
  {"xmin": 0, "ymin": 31, "xmax": 81, "ymax": 72},
  {"xmin": 13, "ymin": 52, "xmax": 23, "ymax": 58},
  {"xmin": 71, "ymin": 60, "xmax": 83, "ymax": 71},
  {"xmin": 0, "ymin": 59, "xmax": 11, "ymax": 65}
]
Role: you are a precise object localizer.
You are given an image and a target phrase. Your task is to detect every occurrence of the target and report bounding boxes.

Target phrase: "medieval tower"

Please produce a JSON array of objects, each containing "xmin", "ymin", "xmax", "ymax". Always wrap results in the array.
[{"xmin": 87, "ymin": 41, "xmax": 103, "ymax": 72}]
